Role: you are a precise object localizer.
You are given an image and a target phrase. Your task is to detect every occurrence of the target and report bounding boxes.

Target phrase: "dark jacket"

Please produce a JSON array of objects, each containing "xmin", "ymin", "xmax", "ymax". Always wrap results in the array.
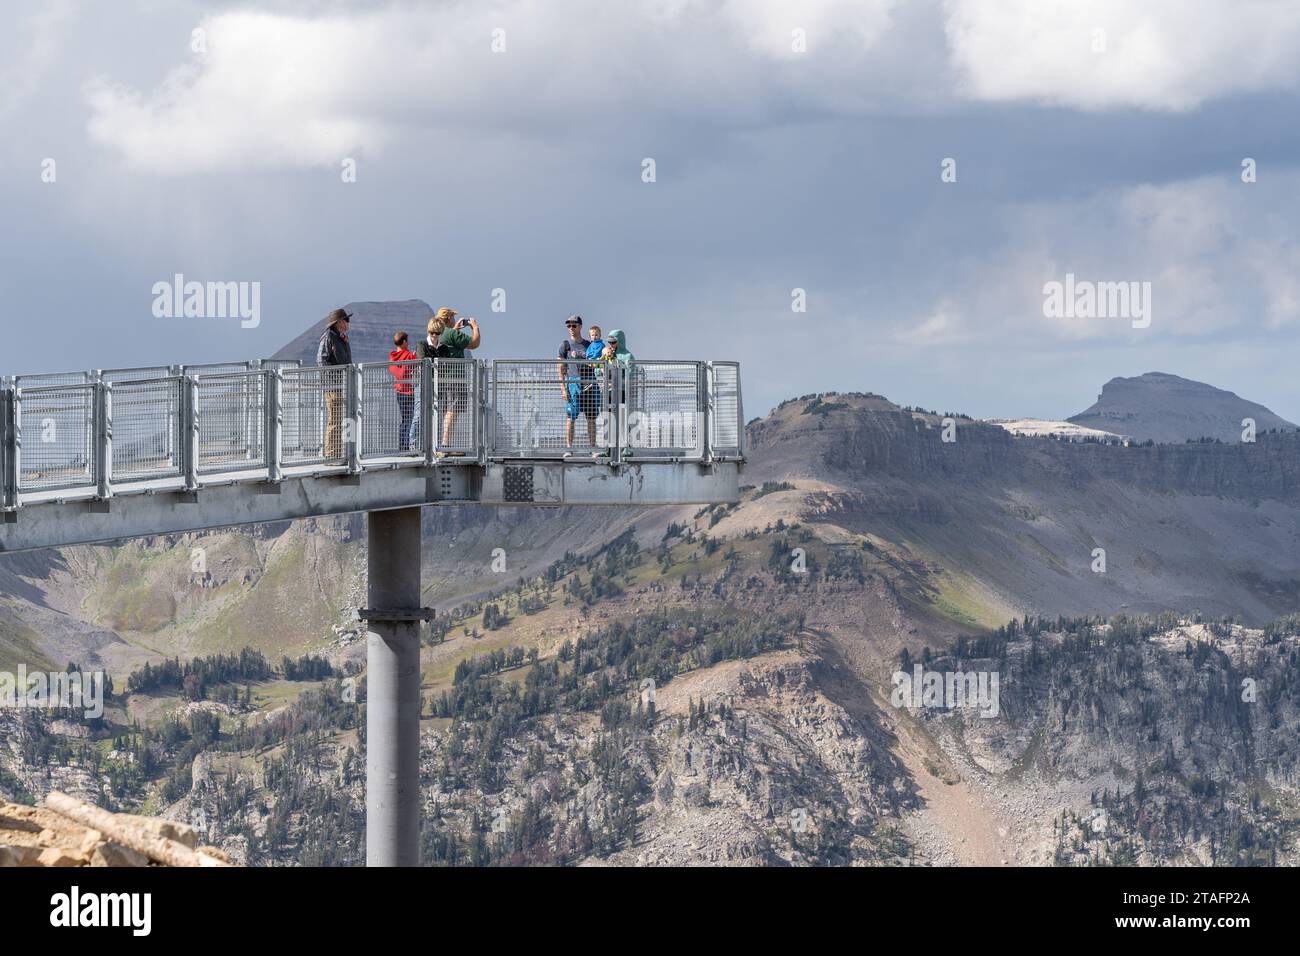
[
  {"xmin": 417, "ymin": 337, "xmax": 447, "ymax": 360},
  {"xmin": 317, "ymin": 325, "xmax": 353, "ymax": 367}
]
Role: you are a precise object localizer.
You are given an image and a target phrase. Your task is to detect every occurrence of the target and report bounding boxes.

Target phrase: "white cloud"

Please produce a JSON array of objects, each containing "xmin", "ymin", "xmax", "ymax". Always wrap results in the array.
[
  {"xmin": 715, "ymin": 0, "xmax": 899, "ymax": 57},
  {"xmin": 945, "ymin": 0, "xmax": 1300, "ymax": 111},
  {"xmin": 895, "ymin": 300, "xmax": 965, "ymax": 346},
  {"xmin": 0, "ymin": 1, "xmax": 75, "ymax": 119},
  {"xmin": 85, "ymin": 1, "xmax": 907, "ymax": 173},
  {"xmin": 895, "ymin": 173, "xmax": 1300, "ymax": 345},
  {"xmin": 86, "ymin": 11, "xmax": 400, "ymax": 172},
  {"xmin": 85, "ymin": 1, "xmax": 1300, "ymax": 173}
]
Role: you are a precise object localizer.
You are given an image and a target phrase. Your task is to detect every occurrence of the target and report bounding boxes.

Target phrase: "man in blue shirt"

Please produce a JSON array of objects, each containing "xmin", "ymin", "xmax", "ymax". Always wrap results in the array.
[{"xmin": 557, "ymin": 315, "xmax": 600, "ymax": 455}]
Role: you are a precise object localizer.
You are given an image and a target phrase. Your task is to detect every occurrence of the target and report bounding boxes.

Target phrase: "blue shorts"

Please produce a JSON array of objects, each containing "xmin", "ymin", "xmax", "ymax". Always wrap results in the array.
[{"xmin": 565, "ymin": 381, "xmax": 600, "ymax": 420}]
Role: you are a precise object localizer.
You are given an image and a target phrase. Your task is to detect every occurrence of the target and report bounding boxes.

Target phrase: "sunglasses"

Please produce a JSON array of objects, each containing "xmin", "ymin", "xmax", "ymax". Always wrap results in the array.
[{"xmin": 566, "ymin": 322, "xmax": 581, "ymax": 327}]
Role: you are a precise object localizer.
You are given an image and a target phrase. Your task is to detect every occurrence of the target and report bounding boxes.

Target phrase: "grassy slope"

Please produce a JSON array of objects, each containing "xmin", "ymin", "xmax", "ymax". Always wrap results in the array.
[
  {"xmin": 0, "ymin": 608, "xmax": 57, "ymax": 672},
  {"xmin": 79, "ymin": 529, "xmax": 354, "ymax": 660}
]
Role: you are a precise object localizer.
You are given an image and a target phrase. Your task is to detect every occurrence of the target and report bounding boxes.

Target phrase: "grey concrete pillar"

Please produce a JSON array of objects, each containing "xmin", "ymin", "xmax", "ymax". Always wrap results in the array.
[{"xmin": 365, "ymin": 506, "xmax": 423, "ymax": 867}]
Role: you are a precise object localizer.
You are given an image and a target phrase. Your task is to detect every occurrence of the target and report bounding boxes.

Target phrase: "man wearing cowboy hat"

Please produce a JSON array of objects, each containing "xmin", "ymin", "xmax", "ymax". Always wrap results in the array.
[{"xmin": 317, "ymin": 307, "xmax": 353, "ymax": 459}]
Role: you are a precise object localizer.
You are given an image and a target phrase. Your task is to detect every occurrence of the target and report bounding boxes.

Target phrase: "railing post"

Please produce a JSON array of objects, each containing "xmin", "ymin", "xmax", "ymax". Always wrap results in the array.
[
  {"xmin": 735, "ymin": 364, "xmax": 746, "ymax": 458},
  {"xmin": 702, "ymin": 362, "xmax": 714, "ymax": 463},
  {"xmin": 183, "ymin": 376, "xmax": 199, "ymax": 492},
  {"xmin": 166, "ymin": 365, "xmax": 183, "ymax": 469},
  {"xmin": 95, "ymin": 381, "xmax": 113, "ymax": 500},
  {"xmin": 9, "ymin": 388, "xmax": 22, "ymax": 505},
  {"xmin": 347, "ymin": 363, "xmax": 362, "ymax": 474},
  {"xmin": 88, "ymin": 369, "xmax": 102, "ymax": 476},
  {"xmin": 422, "ymin": 358, "xmax": 435, "ymax": 466},
  {"xmin": 0, "ymin": 387, "xmax": 13, "ymax": 511},
  {"xmin": 486, "ymin": 361, "xmax": 497, "ymax": 458},
  {"xmin": 244, "ymin": 361, "xmax": 259, "ymax": 462},
  {"xmin": 612, "ymin": 363, "xmax": 625, "ymax": 465},
  {"xmin": 266, "ymin": 368, "xmax": 283, "ymax": 483},
  {"xmin": 476, "ymin": 359, "xmax": 488, "ymax": 463},
  {"xmin": 600, "ymin": 362, "xmax": 613, "ymax": 463}
]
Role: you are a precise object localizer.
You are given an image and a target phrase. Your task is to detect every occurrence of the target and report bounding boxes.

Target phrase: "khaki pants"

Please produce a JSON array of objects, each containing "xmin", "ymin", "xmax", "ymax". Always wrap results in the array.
[{"xmin": 325, "ymin": 390, "xmax": 345, "ymax": 460}]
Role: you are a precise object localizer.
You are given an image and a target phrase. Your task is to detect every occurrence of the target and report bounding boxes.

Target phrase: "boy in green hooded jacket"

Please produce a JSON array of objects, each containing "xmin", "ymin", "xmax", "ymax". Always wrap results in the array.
[{"xmin": 602, "ymin": 329, "xmax": 633, "ymax": 364}]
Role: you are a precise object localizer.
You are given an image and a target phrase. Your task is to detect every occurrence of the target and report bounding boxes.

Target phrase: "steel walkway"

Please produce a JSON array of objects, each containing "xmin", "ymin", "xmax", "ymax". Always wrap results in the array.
[{"xmin": 0, "ymin": 357, "xmax": 743, "ymax": 552}]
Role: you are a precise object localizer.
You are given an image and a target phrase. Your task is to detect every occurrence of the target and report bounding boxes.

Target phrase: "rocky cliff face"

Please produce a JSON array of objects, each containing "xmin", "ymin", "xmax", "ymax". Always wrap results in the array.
[
  {"xmin": 1068, "ymin": 371, "xmax": 1296, "ymax": 444},
  {"xmin": 746, "ymin": 394, "xmax": 1300, "ymax": 624},
  {"xmin": 421, "ymin": 647, "xmax": 919, "ymax": 867},
  {"xmin": 751, "ymin": 393, "xmax": 1300, "ymax": 502},
  {"xmin": 912, "ymin": 618, "xmax": 1300, "ymax": 865}
]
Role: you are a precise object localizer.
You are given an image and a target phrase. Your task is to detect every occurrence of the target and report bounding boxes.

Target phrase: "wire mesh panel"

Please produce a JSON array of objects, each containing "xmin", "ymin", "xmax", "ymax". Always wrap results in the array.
[
  {"xmin": 490, "ymin": 360, "xmax": 612, "ymax": 457},
  {"xmin": 360, "ymin": 360, "xmax": 423, "ymax": 459},
  {"xmin": 194, "ymin": 372, "xmax": 266, "ymax": 475},
  {"xmin": 16, "ymin": 384, "xmax": 96, "ymax": 493},
  {"xmin": 281, "ymin": 366, "xmax": 348, "ymax": 466},
  {"xmin": 434, "ymin": 359, "xmax": 479, "ymax": 455},
  {"xmin": 622, "ymin": 361, "xmax": 705, "ymax": 459},
  {"xmin": 709, "ymin": 361, "xmax": 743, "ymax": 457},
  {"xmin": 102, "ymin": 366, "xmax": 173, "ymax": 384},
  {"xmin": 111, "ymin": 377, "xmax": 184, "ymax": 483}
]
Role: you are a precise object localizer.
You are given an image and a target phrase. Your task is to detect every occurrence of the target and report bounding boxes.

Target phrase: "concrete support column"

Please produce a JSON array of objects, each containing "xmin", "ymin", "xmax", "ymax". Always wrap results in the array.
[{"xmin": 365, "ymin": 506, "xmax": 423, "ymax": 867}]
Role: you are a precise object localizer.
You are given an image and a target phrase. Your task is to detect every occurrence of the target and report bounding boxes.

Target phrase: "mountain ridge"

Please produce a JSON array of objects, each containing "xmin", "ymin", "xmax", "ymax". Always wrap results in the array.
[{"xmin": 1068, "ymin": 370, "xmax": 1296, "ymax": 444}]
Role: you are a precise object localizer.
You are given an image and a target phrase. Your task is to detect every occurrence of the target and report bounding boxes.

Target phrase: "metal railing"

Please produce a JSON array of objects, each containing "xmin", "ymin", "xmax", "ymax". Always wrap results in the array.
[
  {"xmin": 490, "ymin": 359, "xmax": 614, "ymax": 458},
  {"xmin": 0, "ymin": 357, "xmax": 742, "ymax": 508},
  {"xmin": 281, "ymin": 366, "xmax": 345, "ymax": 467},
  {"xmin": 622, "ymin": 361, "xmax": 706, "ymax": 460},
  {"xmin": 361, "ymin": 360, "xmax": 423, "ymax": 459},
  {"xmin": 112, "ymin": 377, "xmax": 185, "ymax": 483},
  {"xmin": 195, "ymin": 371, "xmax": 267, "ymax": 475},
  {"xmin": 14, "ymin": 382, "xmax": 97, "ymax": 493},
  {"xmin": 434, "ymin": 358, "xmax": 479, "ymax": 455},
  {"xmin": 708, "ymin": 361, "xmax": 743, "ymax": 459}
]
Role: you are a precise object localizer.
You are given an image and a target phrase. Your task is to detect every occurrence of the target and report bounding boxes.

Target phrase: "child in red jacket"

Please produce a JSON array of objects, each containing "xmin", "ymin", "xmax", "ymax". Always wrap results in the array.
[{"xmin": 389, "ymin": 331, "xmax": 419, "ymax": 450}]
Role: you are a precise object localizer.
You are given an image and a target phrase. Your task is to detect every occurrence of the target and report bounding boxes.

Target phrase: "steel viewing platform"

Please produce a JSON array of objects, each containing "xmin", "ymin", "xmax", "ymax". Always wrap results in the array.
[
  {"xmin": 0, "ymin": 357, "xmax": 744, "ymax": 554},
  {"xmin": 0, "ymin": 352, "xmax": 743, "ymax": 866}
]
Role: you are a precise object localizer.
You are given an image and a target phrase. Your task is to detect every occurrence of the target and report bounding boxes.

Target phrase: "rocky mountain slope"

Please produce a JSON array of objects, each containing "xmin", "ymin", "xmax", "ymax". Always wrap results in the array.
[
  {"xmin": 1068, "ymin": 371, "xmax": 1296, "ymax": 444},
  {"xmin": 751, "ymin": 393, "xmax": 1300, "ymax": 624},
  {"xmin": 906, "ymin": 614, "xmax": 1300, "ymax": 865}
]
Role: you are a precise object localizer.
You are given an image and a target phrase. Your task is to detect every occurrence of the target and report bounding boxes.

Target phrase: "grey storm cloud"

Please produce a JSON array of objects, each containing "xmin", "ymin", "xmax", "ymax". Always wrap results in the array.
[{"xmin": 3, "ymin": 0, "xmax": 1300, "ymax": 422}]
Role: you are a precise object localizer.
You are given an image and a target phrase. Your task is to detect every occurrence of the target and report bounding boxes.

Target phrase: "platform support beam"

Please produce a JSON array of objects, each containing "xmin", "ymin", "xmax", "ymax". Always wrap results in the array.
[{"xmin": 365, "ymin": 506, "xmax": 423, "ymax": 867}]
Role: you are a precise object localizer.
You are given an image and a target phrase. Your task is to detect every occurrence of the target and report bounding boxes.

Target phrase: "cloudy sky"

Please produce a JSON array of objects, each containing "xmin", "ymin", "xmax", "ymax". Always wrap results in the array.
[{"xmin": 3, "ymin": 0, "xmax": 1299, "ymax": 420}]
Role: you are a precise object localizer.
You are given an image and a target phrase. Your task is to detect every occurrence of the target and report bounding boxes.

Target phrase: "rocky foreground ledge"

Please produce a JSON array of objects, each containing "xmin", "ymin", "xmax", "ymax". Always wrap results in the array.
[{"xmin": 0, "ymin": 791, "xmax": 232, "ymax": 867}]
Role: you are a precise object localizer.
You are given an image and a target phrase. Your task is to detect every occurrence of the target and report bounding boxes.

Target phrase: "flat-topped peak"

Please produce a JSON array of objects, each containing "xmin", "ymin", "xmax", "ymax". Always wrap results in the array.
[{"xmin": 271, "ymin": 299, "xmax": 436, "ymax": 366}]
